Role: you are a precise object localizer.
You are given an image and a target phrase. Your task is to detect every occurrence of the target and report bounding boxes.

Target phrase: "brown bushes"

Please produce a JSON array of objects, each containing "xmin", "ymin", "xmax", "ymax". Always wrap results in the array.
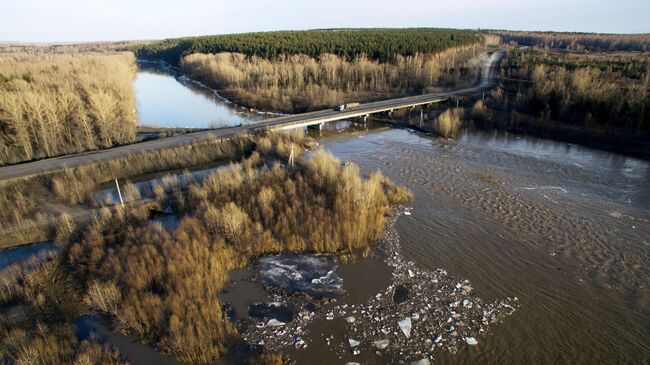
[
  {"xmin": 1, "ymin": 324, "xmax": 125, "ymax": 365},
  {"xmin": 62, "ymin": 132, "xmax": 411, "ymax": 363},
  {"xmin": 181, "ymin": 47, "xmax": 478, "ymax": 113},
  {"xmin": 0, "ymin": 135, "xmax": 253, "ymax": 238},
  {"xmin": 0, "ymin": 132, "xmax": 411, "ymax": 363},
  {"xmin": 471, "ymin": 100, "xmax": 489, "ymax": 121},
  {"xmin": 176, "ymin": 146, "xmax": 412, "ymax": 255},
  {"xmin": 65, "ymin": 208, "xmax": 241, "ymax": 363},
  {"xmin": 0, "ymin": 52, "xmax": 137, "ymax": 165}
]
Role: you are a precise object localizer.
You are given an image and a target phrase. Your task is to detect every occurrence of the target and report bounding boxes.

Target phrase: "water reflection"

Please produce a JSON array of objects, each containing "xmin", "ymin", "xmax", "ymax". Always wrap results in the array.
[
  {"xmin": 134, "ymin": 62, "xmax": 267, "ymax": 129},
  {"xmin": 0, "ymin": 241, "xmax": 56, "ymax": 270}
]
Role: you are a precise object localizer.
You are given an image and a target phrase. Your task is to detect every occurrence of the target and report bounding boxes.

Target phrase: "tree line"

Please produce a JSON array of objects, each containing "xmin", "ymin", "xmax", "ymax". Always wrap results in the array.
[
  {"xmin": 493, "ymin": 30, "xmax": 650, "ymax": 52},
  {"xmin": 0, "ymin": 52, "xmax": 137, "ymax": 166},
  {"xmin": 181, "ymin": 47, "xmax": 478, "ymax": 113},
  {"xmin": 134, "ymin": 28, "xmax": 482, "ymax": 65},
  {"xmin": 500, "ymin": 48, "xmax": 649, "ymax": 133}
]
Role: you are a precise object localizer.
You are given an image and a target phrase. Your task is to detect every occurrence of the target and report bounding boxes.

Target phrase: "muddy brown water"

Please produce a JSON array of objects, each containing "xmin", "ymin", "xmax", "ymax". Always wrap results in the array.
[
  {"xmin": 307, "ymin": 123, "xmax": 649, "ymax": 364},
  {"xmin": 68, "ymin": 123, "xmax": 648, "ymax": 364}
]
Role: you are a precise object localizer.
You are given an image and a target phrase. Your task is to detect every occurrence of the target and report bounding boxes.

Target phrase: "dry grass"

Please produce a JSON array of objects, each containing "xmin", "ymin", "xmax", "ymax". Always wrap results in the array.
[
  {"xmin": 0, "ymin": 52, "xmax": 137, "ymax": 165},
  {"xmin": 1, "ymin": 324, "xmax": 125, "ymax": 365},
  {"xmin": 181, "ymin": 47, "xmax": 478, "ymax": 113}
]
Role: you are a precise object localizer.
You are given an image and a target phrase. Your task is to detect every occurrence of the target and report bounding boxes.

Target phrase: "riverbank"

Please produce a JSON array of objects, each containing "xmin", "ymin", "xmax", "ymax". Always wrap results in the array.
[
  {"xmin": 376, "ymin": 102, "xmax": 650, "ymax": 161},
  {"xmin": 474, "ymin": 111, "xmax": 650, "ymax": 160}
]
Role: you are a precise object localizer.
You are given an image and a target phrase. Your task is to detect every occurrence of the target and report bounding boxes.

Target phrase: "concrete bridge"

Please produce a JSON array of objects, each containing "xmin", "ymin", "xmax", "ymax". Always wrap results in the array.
[{"xmin": 246, "ymin": 50, "xmax": 504, "ymax": 131}]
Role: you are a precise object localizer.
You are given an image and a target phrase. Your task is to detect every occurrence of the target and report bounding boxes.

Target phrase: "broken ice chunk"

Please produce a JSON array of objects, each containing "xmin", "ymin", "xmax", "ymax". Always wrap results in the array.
[
  {"xmin": 348, "ymin": 338, "xmax": 360, "ymax": 347},
  {"xmin": 266, "ymin": 319, "xmax": 285, "ymax": 327},
  {"xmin": 398, "ymin": 317, "xmax": 412, "ymax": 338},
  {"xmin": 464, "ymin": 337, "xmax": 478, "ymax": 345},
  {"xmin": 373, "ymin": 339, "xmax": 390, "ymax": 349}
]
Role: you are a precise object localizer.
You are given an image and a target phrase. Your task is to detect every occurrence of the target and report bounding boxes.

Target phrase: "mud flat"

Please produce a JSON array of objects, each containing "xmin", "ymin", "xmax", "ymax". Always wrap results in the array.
[{"xmin": 233, "ymin": 211, "xmax": 518, "ymax": 362}]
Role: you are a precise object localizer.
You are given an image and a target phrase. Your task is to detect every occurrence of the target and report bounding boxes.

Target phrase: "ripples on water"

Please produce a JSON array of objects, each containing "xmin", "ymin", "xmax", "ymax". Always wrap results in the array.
[{"xmin": 317, "ymin": 123, "xmax": 650, "ymax": 364}]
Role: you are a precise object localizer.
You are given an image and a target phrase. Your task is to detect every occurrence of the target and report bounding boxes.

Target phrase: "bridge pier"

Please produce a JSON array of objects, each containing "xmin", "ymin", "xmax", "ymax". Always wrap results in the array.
[{"xmin": 307, "ymin": 122, "xmax": 325, "ymax": 131}]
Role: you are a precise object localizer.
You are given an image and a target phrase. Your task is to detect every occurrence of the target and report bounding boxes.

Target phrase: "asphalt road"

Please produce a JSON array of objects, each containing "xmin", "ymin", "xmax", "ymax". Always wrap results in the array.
[{"xmin": 0, "ymin": 50, "xmax": 504, "ymax": 183}]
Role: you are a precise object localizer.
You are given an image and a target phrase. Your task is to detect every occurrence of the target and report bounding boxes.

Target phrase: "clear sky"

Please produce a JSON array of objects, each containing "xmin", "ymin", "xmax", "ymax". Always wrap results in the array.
[{"xmin": 1, "ymin": 0, "xmax": 648, "ymax": 43}]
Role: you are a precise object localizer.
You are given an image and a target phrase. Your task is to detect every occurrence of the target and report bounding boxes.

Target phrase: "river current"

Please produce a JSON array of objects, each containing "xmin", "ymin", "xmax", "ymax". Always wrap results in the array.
[{"xmin": 316, "ymin": 124, "xmax": 649, "ymax": 363}]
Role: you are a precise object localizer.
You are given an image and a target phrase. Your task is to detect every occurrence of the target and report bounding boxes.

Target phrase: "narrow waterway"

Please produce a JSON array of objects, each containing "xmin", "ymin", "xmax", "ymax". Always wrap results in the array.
[{"xmin": 134, "ymin": 61, "xmax": 266, "ymax": 128}]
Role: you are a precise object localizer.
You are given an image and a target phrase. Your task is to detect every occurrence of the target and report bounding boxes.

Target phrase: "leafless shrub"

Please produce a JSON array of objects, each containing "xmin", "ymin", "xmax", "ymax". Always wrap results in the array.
[
  {"xmin": 0, "ymin": 52, "xmax": 137, "ymax": 166},
  {"xmin": 181, "ymin": 47, "xmax": 478, "ymax": 113}
]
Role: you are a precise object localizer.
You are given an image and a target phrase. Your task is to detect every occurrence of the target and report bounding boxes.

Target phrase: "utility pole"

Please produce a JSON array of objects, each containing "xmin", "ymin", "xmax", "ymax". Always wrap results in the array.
[
  {"xmin": 115, "ymin": 179, "xmax": 124, "ymax": 206},
  {"xmin": 420, "ymin": 109, "xmax": 424, "ymax": 128},
  {"xmin": 288, "ymin": 144, "xmax": 295, "ymax": 172}
]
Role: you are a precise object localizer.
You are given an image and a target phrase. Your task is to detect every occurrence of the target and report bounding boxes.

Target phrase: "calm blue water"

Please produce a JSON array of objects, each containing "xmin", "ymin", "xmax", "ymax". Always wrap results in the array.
[{"xmin": 0, "ymin": 241, "xmax": 55, "ymax": 270}]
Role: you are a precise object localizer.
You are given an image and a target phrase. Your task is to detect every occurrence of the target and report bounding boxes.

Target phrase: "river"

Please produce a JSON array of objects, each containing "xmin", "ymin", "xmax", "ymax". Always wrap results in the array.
[
  {"xmin": 134, "ymin": 61, "xmax": 269, "ymax": 128},
  {"xmin": 315, "ymin": 123, "xmax": 649, "ymax": 363},
  {"xmin": 4, "ymin": 63, "xmax": 646, "ymax": 364},
  {"xmin": 130, "ymin": 64, "xmax": 649, "ymax": 363}
]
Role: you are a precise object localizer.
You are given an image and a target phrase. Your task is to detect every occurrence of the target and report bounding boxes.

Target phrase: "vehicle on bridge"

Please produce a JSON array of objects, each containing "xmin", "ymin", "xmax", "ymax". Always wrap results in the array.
[{"xmin": 338, "ymin": 102, "xmax": 360, "ymax": 111}]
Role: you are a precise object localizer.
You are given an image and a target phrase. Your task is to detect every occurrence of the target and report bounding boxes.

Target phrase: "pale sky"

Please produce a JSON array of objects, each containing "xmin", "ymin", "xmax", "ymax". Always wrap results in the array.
[{"xmin": 1, "ymin": 0, "xmax": 648, "ymax": 43}]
